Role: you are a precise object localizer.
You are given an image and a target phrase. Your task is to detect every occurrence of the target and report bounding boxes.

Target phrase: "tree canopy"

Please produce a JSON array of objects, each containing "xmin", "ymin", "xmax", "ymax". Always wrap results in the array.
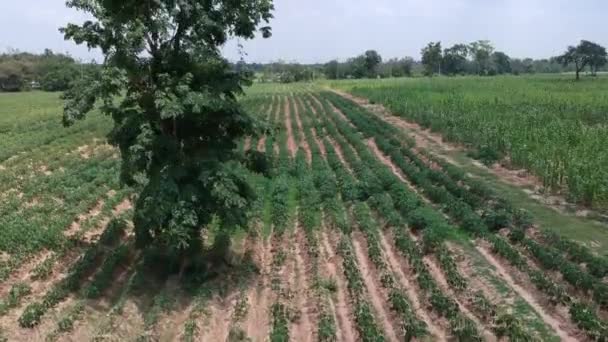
[
  {"xmin": 61, "ymin": 0, "xmax": 274, "ymax": 270},
  {"xmin": 557, "ymin": 40, "xmax": 607, "ymax": 80},
  {"xmin": 421, "ymin": 42, "xmax": 442, "ymax": 76}
]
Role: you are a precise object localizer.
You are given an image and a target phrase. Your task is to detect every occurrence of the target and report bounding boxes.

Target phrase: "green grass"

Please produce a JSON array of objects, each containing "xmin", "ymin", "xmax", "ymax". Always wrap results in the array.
[
  {"xmin": 455, "ymin": 241, "xmax": 559, "ymax": 341},
  {"xmin": 449, "ymin": 151, "xmax": 608, "ymax": 253},
  {"xmin": 329, "ymin": 75, "xmax": 608, "ymax": 208}
]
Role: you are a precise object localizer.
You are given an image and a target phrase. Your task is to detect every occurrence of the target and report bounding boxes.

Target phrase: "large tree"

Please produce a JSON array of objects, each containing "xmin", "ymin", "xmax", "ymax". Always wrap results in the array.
[
  {"xmin": 557, "ymin": 40, "xmax": 607, "ymax": 80},
  {"xmin": 60, "ymin": 0, "xmax": 274, "ymax": 270},
  {"xmin": 363, "ymin": 50, "xmax": 382, "ymax": 78},
  {"xmin": 492, "ymin": 51, "xmax": 511, "ymax": 74},
  {"xmin": 324, "ymin": 60, "xmax": 339, "ymax": 80},
  {"xmin": 421, "ymin": 42, "xmax": 442, "ymax": 76},
  {"xmin": 469, "ymin": 40, "xmax": 494, "ymax": 75},
  {"xmin": 442, "ymin": 43, "xmax": 468, "ymax": 75}
]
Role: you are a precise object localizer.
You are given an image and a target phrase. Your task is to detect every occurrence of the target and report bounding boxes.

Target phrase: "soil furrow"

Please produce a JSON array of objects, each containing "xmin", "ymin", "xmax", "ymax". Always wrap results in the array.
[
  {"xmin": 351, "ymin": 234, "xmax": 400, "ymax": 342},
  {"xmin": 292, "ymin": 227, "xmax": 315, "ymax": 342},
  {"xmin": 293, "ymin": 97, "xmax": 312, "ymax": 164},
  {"xmin": 320, "ymin": 229, "xmax": 357, "ymax": 342},
  {"xmin": 284, "ymin": 96, "xmax": 297, "ymax": 158},
  {"xmin": 476, "ymin": 244, "xmax": 577, "ymax": 341},
  {"xmin": 378, "ymin": 230, "xmax": 446, "ymax": 340},
  {"xmin": 243, "ymin": 237, "xmax": 273, "ymax": 340},
  {"xmin": 423, "ymin": 255, "xmax": 497, "ymax": 341}
]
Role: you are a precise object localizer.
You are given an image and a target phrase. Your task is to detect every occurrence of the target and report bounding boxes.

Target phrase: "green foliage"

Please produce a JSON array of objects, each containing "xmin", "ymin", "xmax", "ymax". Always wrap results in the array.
[
  {"xmin": 557, "ymin": 40, "xmax": 608, "ymax": 79},
  {"xmin": 421, "ymin": 42, "xmax": 442, "ymax": 76},
  {"xmin": 0, "ymin": 49, "xmax": 82, "ymax": 92},
  {"xmin": 60, "ymin": 0, "xmax": 274, "ymax": 261},
  {"xmin": 0, "ymin": 283, "xmax": 32, "ymax": 316},
  {"xmin": 332, "ymin": 76, "xmax": 608, "ymax": 207},
  {"xmin": 270, "ymin": 303, "xmax": 290, "ymax": 342}
]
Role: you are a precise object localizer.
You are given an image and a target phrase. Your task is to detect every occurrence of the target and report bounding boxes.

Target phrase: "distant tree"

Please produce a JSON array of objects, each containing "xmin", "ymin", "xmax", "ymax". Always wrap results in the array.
[
  {"xmin": 0, "ymin": 61, "xmax": 24, "ymax": 91},
  {"xmin": 557, "ymin": 40, "xmax": 608, "ymax": 80},
  {"xmin": 60, "ymin": 0, "xmax": 274, "ymax": 271},
  {"xmin": 492, "ymin": 51, "xmax": 511, "ymax": 74},
  {"xmin": 469, "ymin": 40, "xmax": 494, "ymax": 75},
  {"xmin": 396, "ymin": 57, "xmax": 414, "ymax": 77},
  {"xmin": 363, "ymin": 50, "xmax": 382, "ymax": 78},
  {"xmin": 324, "ymin": 60, "xmax": 340, "ymax": 80},
  {"xmin": 348, "ymin": 55, "xmax": 367, "ymax": 78},
  {"xmin": 421, "ymin": 42, "xmax": 442, "ymax": 76},
  {"xmin": 442, "ymin": 44, "xmax": 468, "ymax": 75}
]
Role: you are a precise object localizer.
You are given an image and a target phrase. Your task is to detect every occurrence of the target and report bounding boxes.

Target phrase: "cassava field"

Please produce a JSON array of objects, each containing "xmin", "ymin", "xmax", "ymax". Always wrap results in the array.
[{"xmin": 2, "ymin": 77, "xmax": 608, "ymax": 341}]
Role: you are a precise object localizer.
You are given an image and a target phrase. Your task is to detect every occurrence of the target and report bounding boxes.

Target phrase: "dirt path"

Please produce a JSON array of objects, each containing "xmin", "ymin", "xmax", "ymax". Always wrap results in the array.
[
  {"xmin": 284, "ymin": 96, "xmax": 298, "ymax": 158},
  {"xmin": 243, "ymin": 238, "xmax": 273, "ymax": 340},
  {"xmin": 476, "ymin": 244, "xmax": 577, "ymax": 341},
  {"xmin": 351, "ymin": 234, "xmax": 400, "ymax": 342},
  {"xmin": 320, "ymin": 229, "xmax": 357, "ymax": 342},
  {"xmin": 291, "ymin": 227, "xmax": 315, "ymax": 342},
  {"xmin": 378, "ymin": 230, "xmax": 446, "ymax": 340}
]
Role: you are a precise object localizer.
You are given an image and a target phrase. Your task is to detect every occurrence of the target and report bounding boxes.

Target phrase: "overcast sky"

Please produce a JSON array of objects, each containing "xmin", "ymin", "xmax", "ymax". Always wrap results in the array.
[{"xmin": 1, "ymin": 0, "xmax": 606, "ymax": 63}]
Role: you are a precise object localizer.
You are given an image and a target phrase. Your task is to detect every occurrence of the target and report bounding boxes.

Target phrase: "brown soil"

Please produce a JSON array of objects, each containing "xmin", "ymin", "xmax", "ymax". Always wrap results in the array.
[
  {"xmin": 291, "ymin": 227, "xmax": 316, "ymax": 342},
  {"xmin": 0, "ymin": 249, "xmax": 53, "ymax": 298},
  {"xmin": 476, "ymin": 243, "xmax": 578, "ymax": 341},
  {"xmin": 284, "ymin": 97, "xmax": 298, "ymax": 158},
  {"xmin": 366, "ymin": 138, "xmax": 427, "ymax": 201},
  {"xmin": 257, "ymin": 136, "xmax": 267, "ymax": 152},
  {"xmin": 327, "ymin": 138, "xmax": 352, "ymax": 173},
  {"xmin": 311, "ymin": 128, "xmax": 327, "ymax": 158},
  {"xmin": 447, "ymin": 243, "xmax": 504, "ymax": 306},
  {"xmin": 423, "ymin": 255, "xmax": 496, "ymax": 341},
  {"xmin": 199, "ymin": 293, "xmax": 239, "ymax": 342},
  {"xmin": 244, "ymin": 137, "xmax": 252, "ymax": 152},
  {"xmin": 321, "ymin": 229, "xmax": 358, "ymax": 341},
  {"xmin": 243, "ymin": 238, "xmax": 273, "ymax": 340},
  {"xmin": 351, "ymin": 233, "xmax": 400, "ymax": 342},
  {"xmin": 378, "ymin": 230, "xmax": 446, "ymax": 340},
  {"xmin": 324, "ymin": 98, "xmax": 355, "ymax": 128},
  {"xmin": 293, "ymin": 97, "xmax": 312, "ymax": 164},
  {"xmin": 64, "ymin": 199, "xmax": 105, "ymax": 238}
]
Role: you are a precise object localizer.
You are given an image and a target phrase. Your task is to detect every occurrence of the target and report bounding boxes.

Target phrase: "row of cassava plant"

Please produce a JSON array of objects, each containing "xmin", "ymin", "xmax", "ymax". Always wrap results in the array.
[{"xmin": 322, "ymin": 91, "xmax": 608, "ymax": 340}]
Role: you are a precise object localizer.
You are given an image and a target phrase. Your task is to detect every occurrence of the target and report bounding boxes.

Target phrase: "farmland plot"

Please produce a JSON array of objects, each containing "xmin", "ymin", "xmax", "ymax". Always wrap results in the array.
[{"xmin": 2, "ymin": 85, "xmax": 608, "ymax": 341}]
